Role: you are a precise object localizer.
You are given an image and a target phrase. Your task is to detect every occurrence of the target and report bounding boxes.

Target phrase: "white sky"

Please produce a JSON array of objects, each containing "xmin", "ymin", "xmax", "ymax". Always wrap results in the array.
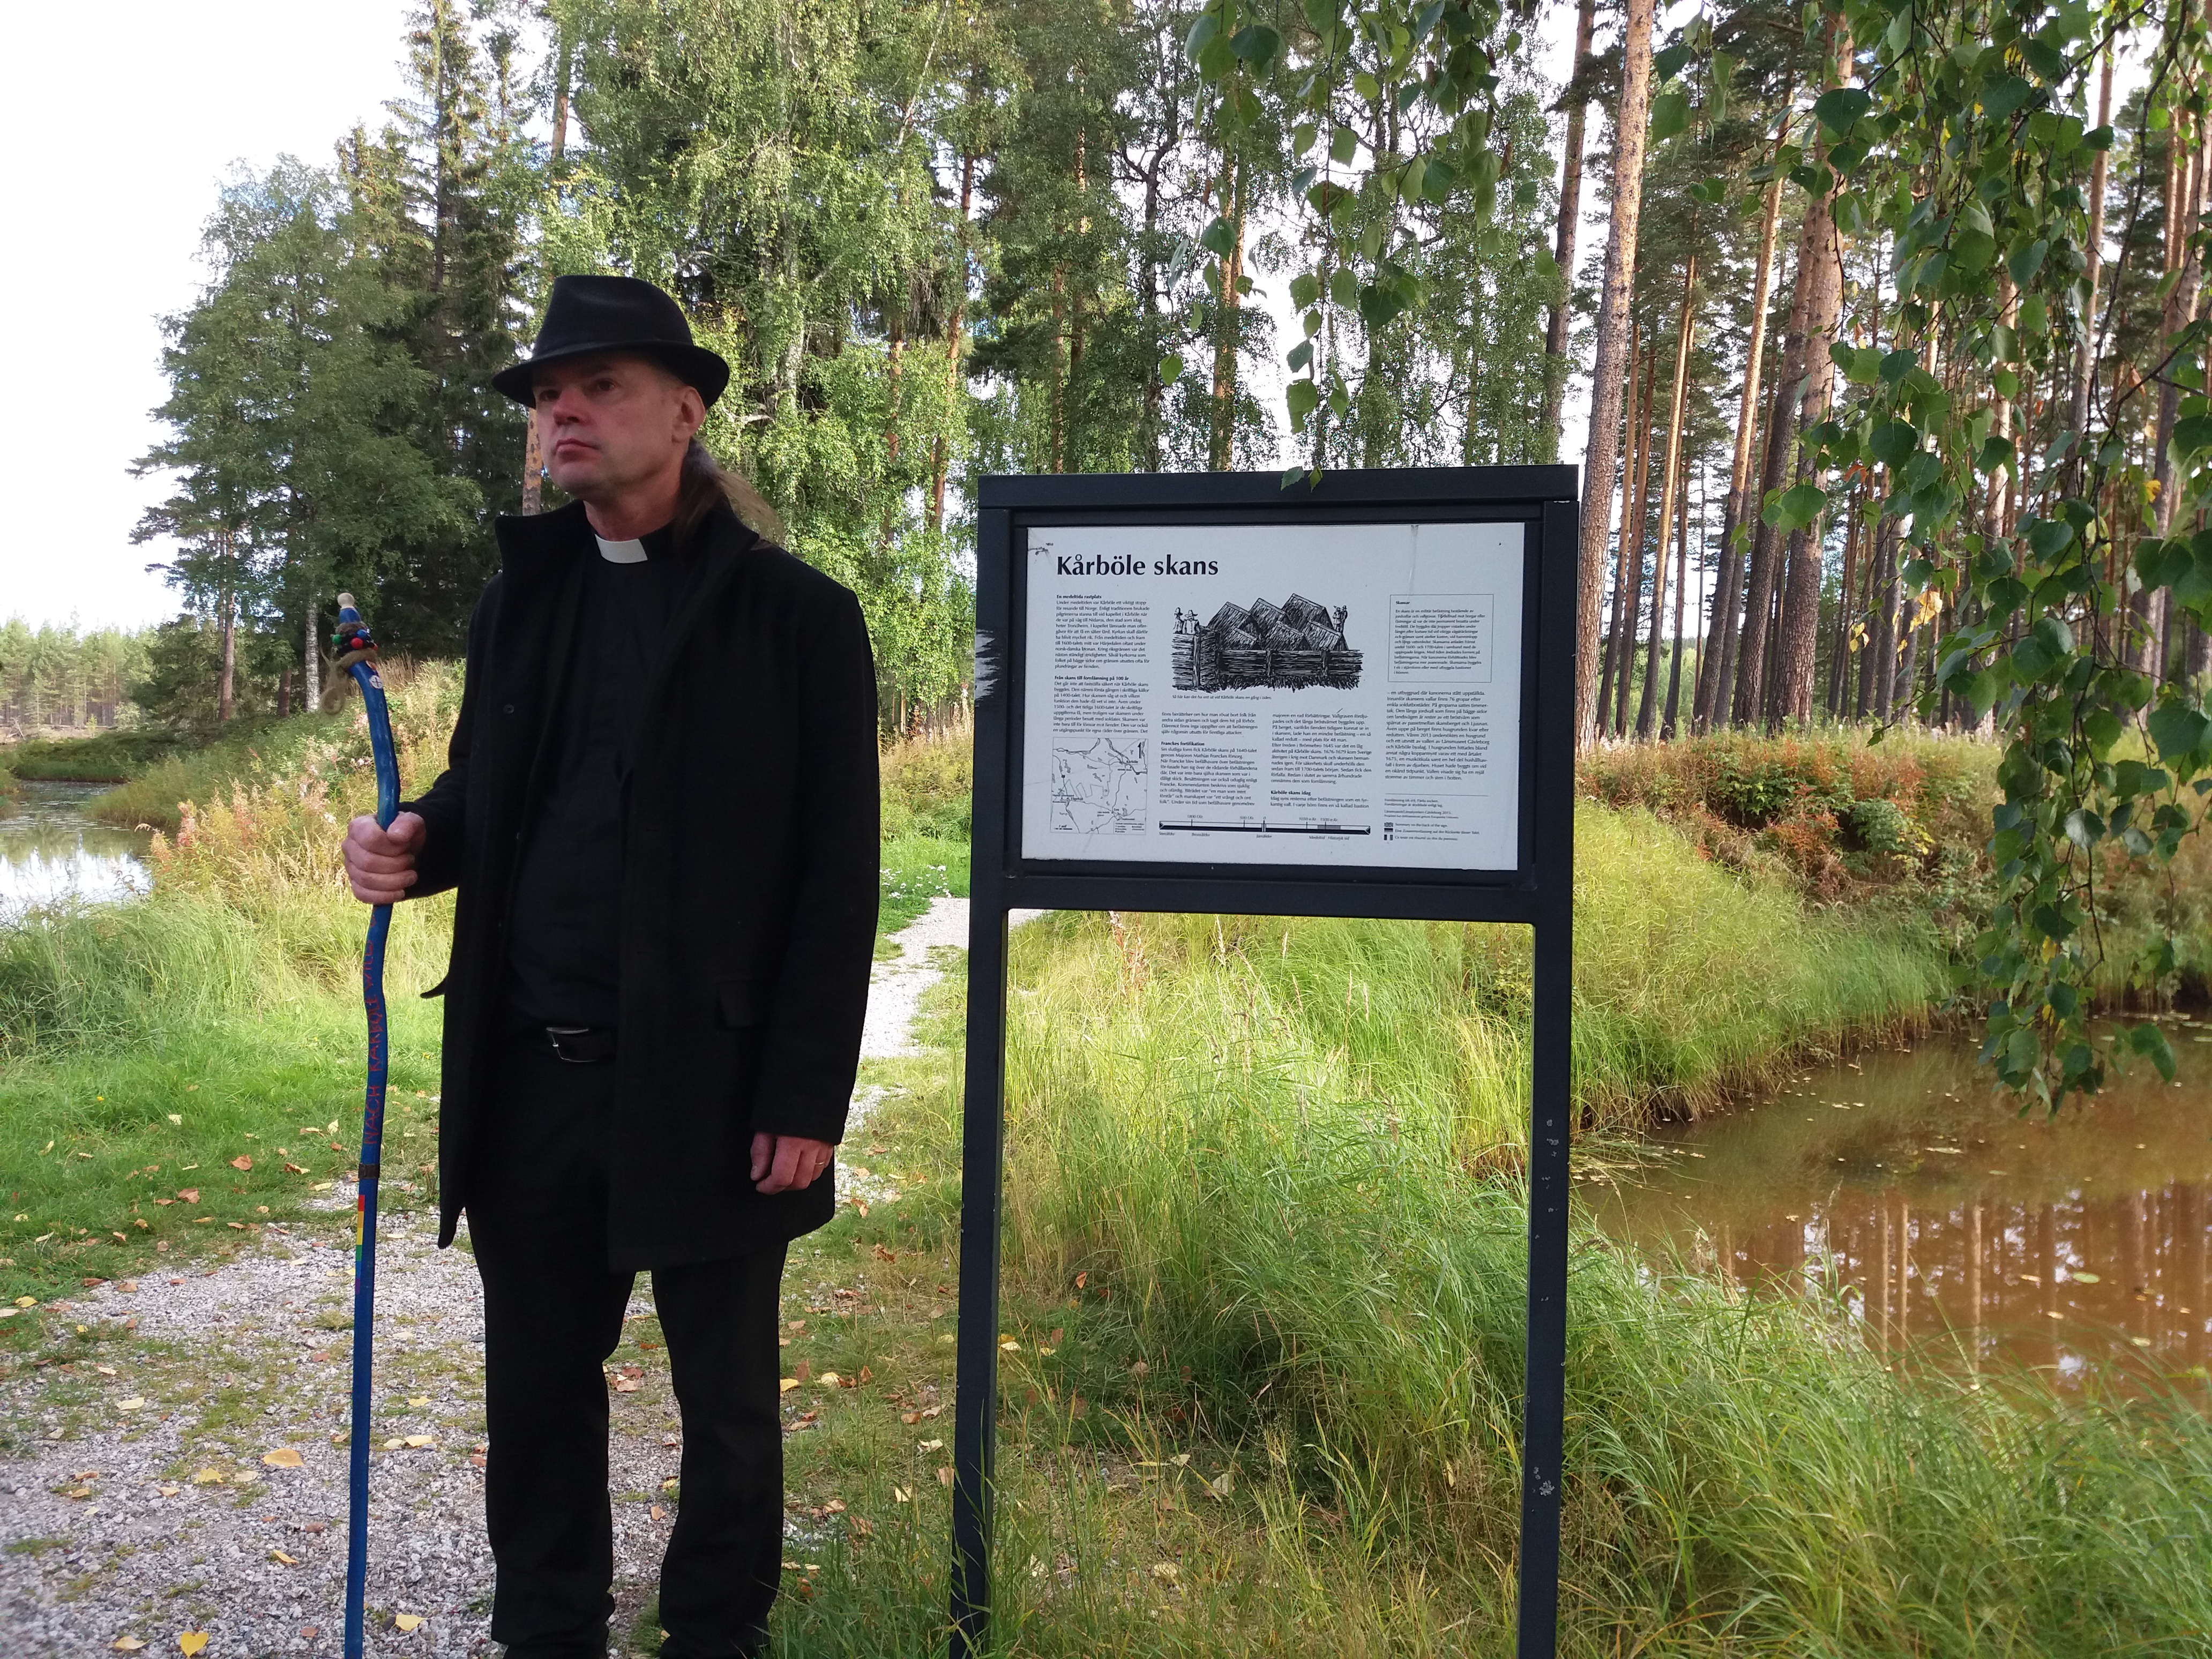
[
  {"xmin": 0, "ymin": 1, "xmax": 416, "ymax": 633},
  {"xmin": 0, "ymin": 0, "xmax": 1615, "ymax": 636}
]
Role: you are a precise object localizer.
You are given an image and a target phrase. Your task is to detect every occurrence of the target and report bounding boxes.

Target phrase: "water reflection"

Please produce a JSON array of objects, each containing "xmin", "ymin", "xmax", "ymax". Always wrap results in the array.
[
  {"xmin": 0, "ymin": 781, "xmax": 152, "ymax": 918},
  {"xmin": 1595, "ymin": 1025, "xmax": 2212, "ymax": 1395}
]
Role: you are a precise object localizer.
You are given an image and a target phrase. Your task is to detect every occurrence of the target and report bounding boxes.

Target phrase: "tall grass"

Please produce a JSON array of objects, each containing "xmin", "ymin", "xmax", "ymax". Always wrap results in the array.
[
  {"xmin": 889, "ymin": 812, "xmax": 2212, "ymax": 1653},
  {"xmin": 879, "ymin": 719, "xmax": 974, "ymax": 935}
]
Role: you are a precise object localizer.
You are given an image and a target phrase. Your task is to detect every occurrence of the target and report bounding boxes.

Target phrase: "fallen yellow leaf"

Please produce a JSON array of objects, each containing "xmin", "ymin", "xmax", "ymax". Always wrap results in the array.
[
  {"xmin": 191, "ymin": 1469, "xmax": 224, "ymax": 1485},
  {"xmin": 779, "ymin": 1378, "xmax": 800, "ymax": 1393},
  {"xmin": 262, "ymin": 1448, "xmax": 304, "ymax": 1468},
  {"xmin": 893, "ymin": 1485, "xmax": 913, "ymax": 1503},
  {"xmin": 270, "ymin": 1549, "xmax": 297, "ymax": 1566},
  {"xmin": 11, "ymin": 1296, "xmax": 33, "ymax": 1309},
  {"xmin": 180, "ymin": 1635, "xmax": 209, "ymax": 1656},
  {"xmin": 112, "ymin": 1639, "xmax": 147, "ymax": 1651},
  {"xmin": 117, "ymin": 1398, "xmax": 146, "ymax": 1412},
  {"xmin": 394, "ymin": 1612, "xmax": 424, "ymax": 1631},
  {"xmin": 407, "ymin": 1396, "xmax": 430, "ymax": 1407},
  {"xmin": 383, "ymin": 1438, "xmax": 405, "ymax": 1450},
  {"xmin": 402, "ymin": 1435, "xmax": 435, "ymax": 1448}
]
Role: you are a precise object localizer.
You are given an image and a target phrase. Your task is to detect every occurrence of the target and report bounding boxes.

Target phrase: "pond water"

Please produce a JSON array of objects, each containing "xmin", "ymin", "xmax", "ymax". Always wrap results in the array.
[
  {"xmin": 0, "ymin": 780, "xmax": 153, "ymax": 920},
  {"xmin": 1594, "ymin": 1023, "xmax": 2212, "ymax": 1396}
]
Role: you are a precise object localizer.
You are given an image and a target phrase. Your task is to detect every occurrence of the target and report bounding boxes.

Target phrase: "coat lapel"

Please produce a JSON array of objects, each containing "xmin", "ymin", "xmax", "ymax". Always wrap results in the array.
[{"xmin": 491, "ymin": 502, "xmax": 591, "ymax": 824}]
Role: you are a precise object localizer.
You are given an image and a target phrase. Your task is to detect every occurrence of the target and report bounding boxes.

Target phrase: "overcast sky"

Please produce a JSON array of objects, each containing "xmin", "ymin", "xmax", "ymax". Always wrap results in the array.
[
  {"xmin": 1, "ymin": 1, "xmax": 416, "ymax": 633},
  {"xmin": 1, "ymin": 0, "xmax": 1609, "ymax": 636}
]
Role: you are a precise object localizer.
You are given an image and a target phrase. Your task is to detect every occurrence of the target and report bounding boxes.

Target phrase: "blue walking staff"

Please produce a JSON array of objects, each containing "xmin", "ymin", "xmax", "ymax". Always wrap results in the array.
[{"xmin": 333, "ymin": 594, "xmax": 400, "ymax": 1658}]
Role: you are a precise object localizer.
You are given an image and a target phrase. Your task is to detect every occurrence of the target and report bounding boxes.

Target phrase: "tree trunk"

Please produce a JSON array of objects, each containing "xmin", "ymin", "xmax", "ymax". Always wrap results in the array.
[
  {"xmin": 2144, "ymin": 111, "xmax": 2192, "ymax": 673},
  {"xmin": 1541, "ymin": 0, "xmax": 1598, "ymax": 454},
  {"xmin": 886, "ymin": 303, "xmax": 905, "ymax": 465},
  {"xmin": 1768, "ymin": 23, "xmax": 1850, "ymax": 727},
  {"xmin": 1661, "ymin": 447, "xmax": 1693, "ymax": 737},
  {"xmin": 2068, "ymin": 46, "xmax": 2114, "ymax": 490},
  {"xmin": 1208, "ymin": 156, "xmax": 1246, "ymax": 473},
  {"xmin": 277, "ymin": 663, "xmax": 292, "ymax": 721},
  {"xmin": 1638, "ymin": 249, "xmax": 1698, "ymax": 739},
  {"xmin": 1597, "ymin": 323, "xmax": 1649, "ymax": 732},
  {"xmin": 217, "ymin": 570, "xmax": 235, "ymax": 724},
  {"xmin": 303, "ymin": 597, "xmax": 320, "ymax": 714},
  {"xmin": 930, "ymin": 148, "xmax": 976, "ymax": 530},
  {"xmin": 1612, "ymin": 338, "xmax": 1661, "ymax": 736},
  {"xmin": 1732, "ymin": 187, "xmax": 1824, "ymax": 725},
  {"xmin": 1696, "ymin": 98, "xmax": 1791, "ymax": 731},
  {"xmin": 521, "ymin": 412, "xmax": 543, "ymax": 513},
  {"xmin": 1826, "ymin": 481, "xmax": 1864, "ymax": 718},
  {"xmin": 550, "ymin": 27, "xmax": 572, "ymax": 167},
  {"xmin": 1866, "ymin": 512, "xmax": 1897, "ymax": 717},
  {"xmin": 1571, "ymin": 0, "xmax": 1656, "ymax": 745}
]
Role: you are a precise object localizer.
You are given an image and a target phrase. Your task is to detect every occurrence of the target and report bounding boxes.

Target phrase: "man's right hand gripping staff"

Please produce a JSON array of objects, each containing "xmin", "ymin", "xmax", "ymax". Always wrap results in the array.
[{"xmin": 345, "ymin": 810, "xmax": 428, "ymax": 906}]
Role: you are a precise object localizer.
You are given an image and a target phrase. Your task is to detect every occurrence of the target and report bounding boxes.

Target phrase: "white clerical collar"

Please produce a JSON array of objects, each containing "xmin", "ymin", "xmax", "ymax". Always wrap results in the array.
[{"xmin": 595, "ymin": 534, "xmax": 649, "ymax": 564}]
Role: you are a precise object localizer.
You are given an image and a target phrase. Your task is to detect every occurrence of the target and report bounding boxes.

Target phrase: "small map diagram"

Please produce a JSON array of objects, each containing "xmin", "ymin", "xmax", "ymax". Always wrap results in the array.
[{"xmin": 1051, "ymin": 736, "xmax": 1149, "ymax": 834}]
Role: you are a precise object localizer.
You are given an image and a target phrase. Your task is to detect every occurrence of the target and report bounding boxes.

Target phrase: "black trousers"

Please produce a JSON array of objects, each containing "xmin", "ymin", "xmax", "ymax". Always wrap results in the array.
[{"xmin": 468, "ymin": 1033, "xmax": 787, "ymax": 1658}]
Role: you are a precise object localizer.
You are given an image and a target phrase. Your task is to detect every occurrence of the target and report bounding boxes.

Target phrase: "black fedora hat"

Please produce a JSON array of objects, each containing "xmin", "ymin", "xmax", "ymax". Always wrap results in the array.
[{"xmin": 492, "ymin": 274, "xmax": 730, "ymax": 407}]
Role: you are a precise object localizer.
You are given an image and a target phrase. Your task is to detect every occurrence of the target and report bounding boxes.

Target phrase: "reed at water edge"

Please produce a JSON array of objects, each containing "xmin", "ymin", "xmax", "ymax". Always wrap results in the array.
[{"xmin": 811, "ymin": 851, "xmax": 2210, "ymax": 1655}]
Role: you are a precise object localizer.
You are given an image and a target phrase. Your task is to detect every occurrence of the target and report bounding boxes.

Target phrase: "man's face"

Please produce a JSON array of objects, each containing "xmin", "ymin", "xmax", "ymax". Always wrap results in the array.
[{"xmin": 532, "ymin": 354, "xmax": 704, "ymax": 502}]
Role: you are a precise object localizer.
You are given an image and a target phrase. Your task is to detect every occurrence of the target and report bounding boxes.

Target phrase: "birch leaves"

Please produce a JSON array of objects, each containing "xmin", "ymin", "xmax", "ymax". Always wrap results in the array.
[{"xmin": 1184, "ymin": 0, "xmax": 1533, "ymax": 475}]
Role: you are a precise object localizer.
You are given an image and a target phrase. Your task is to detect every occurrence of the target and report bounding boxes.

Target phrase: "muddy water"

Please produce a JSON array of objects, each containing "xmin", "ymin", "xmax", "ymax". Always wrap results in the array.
[
  {"xmin": 0, "ymin": 780, "xmax": 151, "ymax": 918},
  {"xmin": 1594, "ymin": 1023, "xmax": 2212, "ymax": 1395}
]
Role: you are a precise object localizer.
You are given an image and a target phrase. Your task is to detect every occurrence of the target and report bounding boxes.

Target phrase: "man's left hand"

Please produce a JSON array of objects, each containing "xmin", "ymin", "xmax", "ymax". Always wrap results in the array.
[{"xmin": 750, "ymin": 1133, "xmax": 834, "ymax": 1194}]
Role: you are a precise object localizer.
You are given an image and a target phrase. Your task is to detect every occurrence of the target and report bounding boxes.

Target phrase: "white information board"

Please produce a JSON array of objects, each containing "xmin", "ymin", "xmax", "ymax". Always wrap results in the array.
[{"xmin": 1019, "ymin": 520, "xmax": 1525, "ymax": 870}]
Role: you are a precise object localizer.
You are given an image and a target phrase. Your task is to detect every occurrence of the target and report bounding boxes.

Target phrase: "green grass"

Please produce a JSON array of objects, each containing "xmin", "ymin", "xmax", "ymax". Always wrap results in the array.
[
  {"xmin": 81, "ymin": 712, "xmax": 370, "ymax": 834},
  {"xmin": 739, "ymin": 824, "xmax": 2212, "ymax": 1657},
  {"xmin": 0, "ymin": 893, "xmax": 450, "ymax": 1327},
  {"xmin": 878, "ymin": 723, "xmax": 974, "ymax": 944},
  {"xmin": 3, "ymin": 725, "xmax": 195, "ymax": 785}
]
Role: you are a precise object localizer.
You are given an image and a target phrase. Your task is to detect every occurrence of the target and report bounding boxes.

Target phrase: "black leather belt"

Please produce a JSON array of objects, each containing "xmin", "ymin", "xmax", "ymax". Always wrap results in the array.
[{"xmin": 544, "ymin": 1026, "xmax": 616, "ymax": 1064}]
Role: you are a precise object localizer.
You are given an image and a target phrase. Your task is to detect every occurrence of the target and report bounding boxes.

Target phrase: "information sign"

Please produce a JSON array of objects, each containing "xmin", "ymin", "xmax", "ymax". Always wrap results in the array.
[
  {"xmin": 1021, "ymin": 520, "xmax": 1525, "ymax": 869},
  {"xmin": 951, "ymin": 467, "xmax": 1579, "ymax": 1659}
]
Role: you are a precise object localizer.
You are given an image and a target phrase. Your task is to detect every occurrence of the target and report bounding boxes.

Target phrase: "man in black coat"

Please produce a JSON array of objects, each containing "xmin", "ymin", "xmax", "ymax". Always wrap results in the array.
[{"xmin": 343, "ymin": 274, "xmax": 879, "ymax": 1658}]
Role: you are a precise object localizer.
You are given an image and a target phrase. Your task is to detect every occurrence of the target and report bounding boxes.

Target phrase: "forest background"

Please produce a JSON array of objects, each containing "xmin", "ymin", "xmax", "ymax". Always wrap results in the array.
[
  {"xmin": 35, "ymin": 0, "xmax": 2212, "ymax": 746},
  {"xmin": 6, "ymin": 0, "xmax": 2209, "ymax": 1095}
]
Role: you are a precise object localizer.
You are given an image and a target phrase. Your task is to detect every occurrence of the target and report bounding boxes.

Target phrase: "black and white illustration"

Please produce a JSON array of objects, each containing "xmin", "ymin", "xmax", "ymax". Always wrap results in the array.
[
  {"xmin": 1049, "ymin": 735, "xmax": 1148, "ymax": 834},
  {"xmin": 1171, "ymin": 594, "xmax": 1363, "ymax": 692}
]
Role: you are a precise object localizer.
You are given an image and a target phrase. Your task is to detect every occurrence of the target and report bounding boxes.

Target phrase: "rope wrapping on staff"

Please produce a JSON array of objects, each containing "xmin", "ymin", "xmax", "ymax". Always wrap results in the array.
[{"xmin": 334, "ymin": 594, "xmax": 399, "ymax": 1659}]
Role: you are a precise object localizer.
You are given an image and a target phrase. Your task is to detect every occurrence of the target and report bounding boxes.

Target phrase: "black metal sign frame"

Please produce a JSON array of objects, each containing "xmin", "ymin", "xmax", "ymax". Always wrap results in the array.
[{"xmin": 949, "ymin": 466, "xmax": 1578, "ymax": 1658}]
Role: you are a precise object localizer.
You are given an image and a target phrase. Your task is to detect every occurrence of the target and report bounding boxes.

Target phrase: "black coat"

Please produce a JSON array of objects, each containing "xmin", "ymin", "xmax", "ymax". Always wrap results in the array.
[{"xmin": 402, "ymin": 498, "xmax": 879, "ymax": 1268}]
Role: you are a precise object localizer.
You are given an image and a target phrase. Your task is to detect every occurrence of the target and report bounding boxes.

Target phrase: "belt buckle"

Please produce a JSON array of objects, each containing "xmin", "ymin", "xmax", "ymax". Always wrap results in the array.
[{"xmin": 546, "ymin": 1026, "xmax": 594, "ymax": 1064}]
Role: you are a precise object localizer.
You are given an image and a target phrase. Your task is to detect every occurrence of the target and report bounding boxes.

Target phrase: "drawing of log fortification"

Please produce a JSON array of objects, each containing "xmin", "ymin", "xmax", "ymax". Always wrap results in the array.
[{"xmin": 1170, "ymin": 594, "xmax": 1362, "ymax": 692}]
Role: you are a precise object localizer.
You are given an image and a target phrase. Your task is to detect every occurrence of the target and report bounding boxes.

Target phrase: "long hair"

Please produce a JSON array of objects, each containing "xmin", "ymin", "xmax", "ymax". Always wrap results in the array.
[{"xmin": 675, "ymin": 438, "xmax": 784, "ymax": 548}]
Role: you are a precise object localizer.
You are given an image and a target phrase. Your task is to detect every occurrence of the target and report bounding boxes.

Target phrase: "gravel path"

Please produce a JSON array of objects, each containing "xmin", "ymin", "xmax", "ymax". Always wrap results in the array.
[{"xmin": 0, "ymin": 898, "xmax": 985, "ymax": 1657}]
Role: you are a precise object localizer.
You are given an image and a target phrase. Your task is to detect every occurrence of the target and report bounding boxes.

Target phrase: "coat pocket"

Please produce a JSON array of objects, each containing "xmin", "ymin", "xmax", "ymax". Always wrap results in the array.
[{"xmin": 715, "ymin": 976, "xmax": 772, "ymax": 1029}]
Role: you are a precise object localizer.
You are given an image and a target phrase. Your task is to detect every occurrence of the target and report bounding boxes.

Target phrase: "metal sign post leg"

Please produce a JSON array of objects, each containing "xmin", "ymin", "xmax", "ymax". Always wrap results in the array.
[
  {"xmin": 1513, "ymin": 906, "xmax": 1573, "ymax": 1656},
  {"xmin": 948, "ymin": 896, "xmax": 1011, "ymax": 1658}
]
